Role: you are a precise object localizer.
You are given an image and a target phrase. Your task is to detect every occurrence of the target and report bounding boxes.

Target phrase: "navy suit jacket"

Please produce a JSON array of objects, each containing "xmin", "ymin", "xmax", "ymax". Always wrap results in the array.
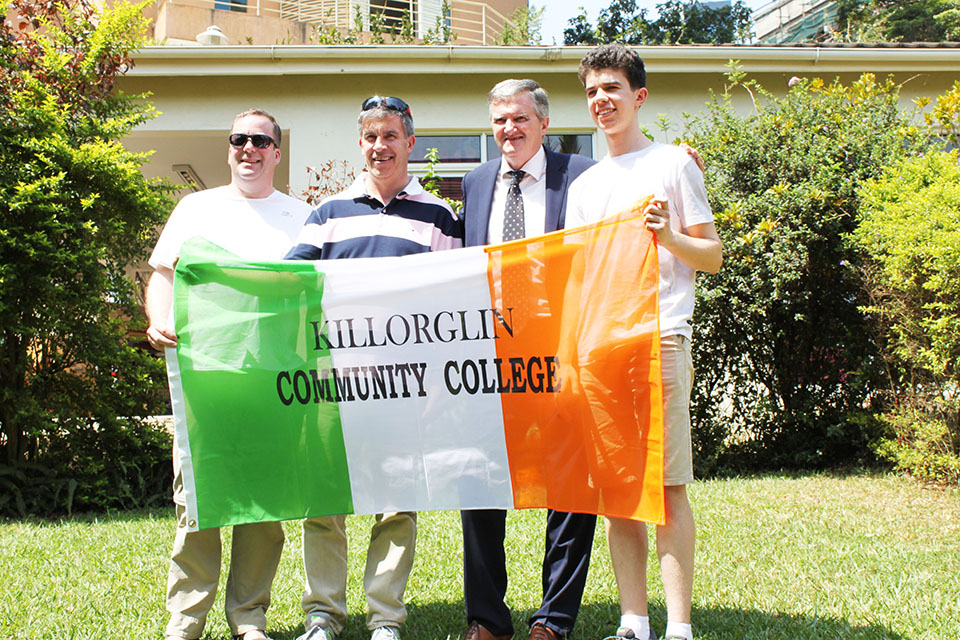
[{"xmin": 461, "ymin": 147, "xmax": 596, "ymax": 248}]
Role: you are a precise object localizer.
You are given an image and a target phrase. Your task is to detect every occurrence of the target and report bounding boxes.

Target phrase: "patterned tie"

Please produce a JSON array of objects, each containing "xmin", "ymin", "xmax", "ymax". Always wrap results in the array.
[{"xmin": 502, "ymin": 169, "xmax": 526, "ymax": 241}]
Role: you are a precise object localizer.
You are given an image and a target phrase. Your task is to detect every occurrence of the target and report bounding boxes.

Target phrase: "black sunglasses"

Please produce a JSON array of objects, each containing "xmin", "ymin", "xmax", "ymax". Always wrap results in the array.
[
  {"xmin": 361, "ymin": 96, "xmax": 412, "ymax": 117},
  {"xmin": 229, "ymin": 133, "xmax": 276, "ymax": 149}
]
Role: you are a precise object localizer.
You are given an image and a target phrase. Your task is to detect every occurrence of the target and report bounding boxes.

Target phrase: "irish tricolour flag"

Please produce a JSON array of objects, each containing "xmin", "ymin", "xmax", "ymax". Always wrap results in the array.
[{"xmin": 168, "ymin": 200, "xmax": 663, "ymax": 531}]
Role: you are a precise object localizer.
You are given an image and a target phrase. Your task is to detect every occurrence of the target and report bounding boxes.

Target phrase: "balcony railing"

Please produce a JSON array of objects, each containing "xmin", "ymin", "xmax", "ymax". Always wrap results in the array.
[{"xmin": 177, "ymin": 0, "xmax": 515, "ymax": 45}]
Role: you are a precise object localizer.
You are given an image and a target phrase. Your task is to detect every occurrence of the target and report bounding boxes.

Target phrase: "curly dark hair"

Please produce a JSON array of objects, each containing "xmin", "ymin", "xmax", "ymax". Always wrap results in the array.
[{"xmin": 577, "ymin": 43, "xmax": 646, "ymax": 91}]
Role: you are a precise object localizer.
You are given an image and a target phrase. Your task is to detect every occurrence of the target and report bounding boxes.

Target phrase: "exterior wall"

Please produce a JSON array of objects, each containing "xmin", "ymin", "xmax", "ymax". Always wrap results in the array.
[
  {"xmin": 481, "ymin": 0, "xmax": 522, "ymax": 18},
  {"xmin": 119, "ymin": 45, "xmax": 960, "ymax": 197},
  {"xmin": 139, "ymin": 0, "xmax": 526, "ymax": 46},
  {"xmin": 154, "ymin": 2, "xmax": 311, "ymax": 45}
]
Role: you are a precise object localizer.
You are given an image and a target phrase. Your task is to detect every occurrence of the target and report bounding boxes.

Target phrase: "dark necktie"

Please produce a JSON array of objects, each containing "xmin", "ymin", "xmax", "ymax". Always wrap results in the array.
[{"xmin": 502, "ymin": 170, "xmax": 526, "ymax": 241}]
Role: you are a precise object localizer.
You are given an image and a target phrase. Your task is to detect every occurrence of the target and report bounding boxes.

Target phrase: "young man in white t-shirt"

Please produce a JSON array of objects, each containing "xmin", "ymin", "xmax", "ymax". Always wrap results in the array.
[{"xmin": 565, "ymin": 44, "xmax": 723, "ymax": 640}]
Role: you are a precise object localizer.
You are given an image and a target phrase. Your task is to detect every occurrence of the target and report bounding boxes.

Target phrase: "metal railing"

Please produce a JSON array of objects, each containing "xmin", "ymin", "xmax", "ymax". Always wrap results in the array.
[{"xmin": 178, "ymin": 0, "xmax": 515, "ymax": 45}]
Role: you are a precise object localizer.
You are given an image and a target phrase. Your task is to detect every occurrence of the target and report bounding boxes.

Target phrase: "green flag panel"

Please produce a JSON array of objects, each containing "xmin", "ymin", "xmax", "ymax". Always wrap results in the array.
[{"xmin": 174, "ymin": 238, "xmax": 353, "ymax": 528}]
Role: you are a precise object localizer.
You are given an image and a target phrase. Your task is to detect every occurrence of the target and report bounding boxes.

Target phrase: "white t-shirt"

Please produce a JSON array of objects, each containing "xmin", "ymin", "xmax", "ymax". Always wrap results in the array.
[
  {"xmin": 566, "ymin": 143, "xmax": 714, "ymax": 338},
  {"xmin": 149, "ymin": 186, "xmax": 312, "ymax": 269}
]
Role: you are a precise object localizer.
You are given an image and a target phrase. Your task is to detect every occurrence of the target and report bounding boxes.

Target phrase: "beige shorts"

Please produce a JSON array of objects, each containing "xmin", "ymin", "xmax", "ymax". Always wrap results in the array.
[
  {"xmin": 661, "ymin": 333, "xmax": 694, "ymax": 485},
  {"xmin": 575, "ymin": 333, "xmax": 695, "ymax": 491}
]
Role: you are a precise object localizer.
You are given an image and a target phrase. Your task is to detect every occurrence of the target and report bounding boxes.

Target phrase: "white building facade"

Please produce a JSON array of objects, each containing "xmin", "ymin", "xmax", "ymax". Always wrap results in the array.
[{"xmin": 120, "ymin": 43, "xmax": 960, "ymax": 197}]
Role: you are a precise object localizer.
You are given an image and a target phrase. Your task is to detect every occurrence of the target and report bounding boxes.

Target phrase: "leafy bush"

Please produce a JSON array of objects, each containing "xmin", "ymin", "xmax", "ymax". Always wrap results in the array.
[
  {"xmin": 851, "ymin": 150, "xmax": 960, "ymax": 485},
  {"xmin": 684, "ymin": 68, "xmax": 933, "ymax": 474},
  {"xmin": 0, "ymin": 418, "xmax": 172, "ymax": 517},
  {"xmin": 0, "ymin": 0, "xmax": 174, "ymax": 515},
  {"xmin": 923, "ymin": 79, "xmax": 960, "ymax": 147},
  {"xmin": 836, "ymin": 0, "xmax": 960, "ymax": 43}
]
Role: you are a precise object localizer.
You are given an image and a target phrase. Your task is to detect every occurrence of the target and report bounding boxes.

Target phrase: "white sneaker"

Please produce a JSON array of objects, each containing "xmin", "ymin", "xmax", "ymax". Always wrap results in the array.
[
  {"xmin": 602, "ymin": 628, "xmax": 658, "ymax": 640},
  {"xmin": 297, "ymin": 625, "xmax": 336, "ymax": 640},
  {"xmin": 370, "ymin": 626, "xmax": 400, "ymax": 640}
]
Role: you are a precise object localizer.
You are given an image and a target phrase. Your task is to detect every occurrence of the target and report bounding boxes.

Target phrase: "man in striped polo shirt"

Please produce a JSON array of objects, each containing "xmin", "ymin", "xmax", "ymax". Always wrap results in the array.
[
  {"xmin": 286, "ymin": 97, "xmax": 461, "ymax": 261},
  {"xmin": 286, "ymin": 96, "xmax": 462, "ymax": 640}
]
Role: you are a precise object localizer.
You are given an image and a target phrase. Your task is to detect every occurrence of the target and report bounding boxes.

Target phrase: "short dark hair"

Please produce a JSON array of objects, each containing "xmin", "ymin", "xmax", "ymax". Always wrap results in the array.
[
  {"xmin": 578, "ymin": 43, "xmax": 646, "ymax": 91},
  {"xmin": 233, "ymin": 109, "xmax": 282, "ymax": 147}
]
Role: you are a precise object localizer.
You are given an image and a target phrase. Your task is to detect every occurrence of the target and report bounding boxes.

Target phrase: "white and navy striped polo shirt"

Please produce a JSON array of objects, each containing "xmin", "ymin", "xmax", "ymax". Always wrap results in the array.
[{"xmin": 285, "ymin": 174, "xmax": 462, "ymax": 260}]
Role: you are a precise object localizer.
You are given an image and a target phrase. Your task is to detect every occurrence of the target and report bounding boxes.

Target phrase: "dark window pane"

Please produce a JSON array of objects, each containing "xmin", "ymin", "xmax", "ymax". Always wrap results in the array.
[
  {"xmin": 215, "ymin": 0, "xmax": 246, "ymax": 12},
  {"xmin": 370, "ymin": 0, "xmax": 415, "ymax": 29},
  {"xmin": 486, "ymin": 136, "xmax": 500, "ymax": 161},
  {"xmin": 436, "ymin": 176, "xmax": 463, "ymax": 202},
  {"xmin": 486, "ymin": 134, "xmax": 593, "ymax": 160},
  {"xmin": 545, "ymin": 134, "xmax": 593, "ymax": 158},
  {"xmin": 420, "ymin": 176, "xmax": 463, "ymax": 202},
  {"xmin": 412, "ymin": 136, "xmax": 481, "ymax": 163}
]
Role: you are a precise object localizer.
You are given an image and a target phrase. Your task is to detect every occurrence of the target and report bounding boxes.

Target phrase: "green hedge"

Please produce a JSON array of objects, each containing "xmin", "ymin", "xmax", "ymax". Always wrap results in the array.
[
  {"xmin": 684, "ymin": 69, "xmax": 933, "ymax": 474},
  {"xmin": 852, "ymin": 150, "xmax": 960, "ymax": 484}
]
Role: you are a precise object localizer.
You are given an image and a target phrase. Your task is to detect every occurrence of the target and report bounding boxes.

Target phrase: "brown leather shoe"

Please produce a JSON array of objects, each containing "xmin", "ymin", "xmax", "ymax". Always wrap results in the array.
[
  {"xmin": 528, "ymin": 623, "xmax": 561, "ymax": 640},
  {"xmin": 463, "ymin": 621, "xmax": 512, "ymax": 640}
]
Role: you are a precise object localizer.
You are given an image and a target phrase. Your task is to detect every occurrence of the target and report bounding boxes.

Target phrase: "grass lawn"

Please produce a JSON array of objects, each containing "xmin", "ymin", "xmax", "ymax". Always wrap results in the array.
[{"xmin": 1, "ymin": 474, "xmax": 957, "ymax": 639}]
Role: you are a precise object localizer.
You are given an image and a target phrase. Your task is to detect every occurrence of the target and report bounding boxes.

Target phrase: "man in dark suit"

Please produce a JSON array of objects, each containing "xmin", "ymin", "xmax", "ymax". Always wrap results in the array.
[{"xmin": 459, "ymin": 78, "xmax": 597, "ymax": 640}]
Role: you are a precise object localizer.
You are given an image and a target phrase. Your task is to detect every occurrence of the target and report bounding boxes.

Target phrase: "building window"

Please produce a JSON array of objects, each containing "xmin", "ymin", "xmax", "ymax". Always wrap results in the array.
[
  {"xmin": 412, "ymin": 135, "xmax": 482, "ymax": 163},
  {"xmin": 485, "ymin": 134, "xmax": 594, "ymax": 160},
  {"xmin": 412, "ymin": 133, "xmax": 593, "ymax": 165},
  {"xmin": 411, "ymin": 132, "xmax": 594, "ymax": 202},
  {"xmin": 430, "ymin": 176, "xmax": 464, "ymax": 201},
  {"xmin": 370, "ymin": 0, "xmax": 416, "ymax": 30},
  {"xmin": 215, "ymin": 0, "xmax": 247, "ymax": 12}
]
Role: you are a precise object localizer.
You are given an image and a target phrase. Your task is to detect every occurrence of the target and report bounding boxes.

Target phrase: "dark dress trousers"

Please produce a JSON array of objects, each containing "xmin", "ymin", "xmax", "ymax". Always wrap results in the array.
[{"xmin": 460, "ymin": 147, "xmax": 597, "ymax": 637}]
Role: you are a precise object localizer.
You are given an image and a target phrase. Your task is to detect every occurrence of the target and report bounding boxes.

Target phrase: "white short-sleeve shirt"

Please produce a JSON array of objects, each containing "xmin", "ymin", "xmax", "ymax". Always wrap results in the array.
[
  {"xmin": 566, "ymin": 143, "xmax": 714, "ymax": 338},
  {"xmin": 149, "ymin": 186, "xmax": 312, "ymax": 269}
]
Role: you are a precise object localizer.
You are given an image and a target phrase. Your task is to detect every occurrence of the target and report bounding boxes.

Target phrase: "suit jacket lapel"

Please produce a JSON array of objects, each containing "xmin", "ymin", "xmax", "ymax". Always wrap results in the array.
[
  {"xmin": 468, "ymin": 162, "xmax": 499, "ymax": 247},
  {"xmin": 544, "ymin": 149, "xmax": 567, "ymax": 233}
]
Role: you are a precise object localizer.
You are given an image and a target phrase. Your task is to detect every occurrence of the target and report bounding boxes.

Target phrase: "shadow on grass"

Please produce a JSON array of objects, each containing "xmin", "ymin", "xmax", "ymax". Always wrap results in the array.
[
  {"xmin": 256, "ymin": 602, "xmax": 469, "ymax": 640},
  {"xmin": 576, "ymin": 602, "xmax": 906, "ymax": 640},
  {"xmin": 257, "ymin": 601, "xmax": 906, "ymax": 640}
]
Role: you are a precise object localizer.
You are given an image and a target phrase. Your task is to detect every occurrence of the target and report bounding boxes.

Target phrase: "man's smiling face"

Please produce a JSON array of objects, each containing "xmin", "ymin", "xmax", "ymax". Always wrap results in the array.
[
  {"xmin": 490, "ymin": 92, "xmax": 549, "ymax": 170},
  {"xmin": 584, "ymin": 67, "xmax": 648, "ymax": 137},
  {"xmin": 360, "ymin": 112, "xmax": 414, "ymax": 183},
  {"xmin": 227, "ymin": 114, "xmax": 280, "ymax": 188}
]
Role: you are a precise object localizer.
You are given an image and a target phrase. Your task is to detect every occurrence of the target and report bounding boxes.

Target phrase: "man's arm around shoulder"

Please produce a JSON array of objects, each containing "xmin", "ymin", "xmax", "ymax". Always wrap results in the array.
[{"xmin": 566, "ymin": 152, "xmax": 597, "ymax": 177}]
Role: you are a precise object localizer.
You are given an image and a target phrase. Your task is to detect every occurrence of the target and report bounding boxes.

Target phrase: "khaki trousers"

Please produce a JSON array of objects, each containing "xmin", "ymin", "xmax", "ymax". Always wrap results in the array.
[
  {"xmin": 165, "ymin": 447, "xmax": 284, "ymax": 639},
  {"xmin": 301, "ymin": 512, "xmax": 417, "ymax": 634}
]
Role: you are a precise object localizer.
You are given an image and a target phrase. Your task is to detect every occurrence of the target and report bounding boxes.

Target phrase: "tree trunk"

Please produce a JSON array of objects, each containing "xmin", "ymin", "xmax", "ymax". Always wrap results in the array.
[
  {"xmin": 1, "ymin": 334, "xmax": 28, "ymax": 465},
  {"xmin": 1, "ymin": 404, "xmax": 22, "ymax": 466}
]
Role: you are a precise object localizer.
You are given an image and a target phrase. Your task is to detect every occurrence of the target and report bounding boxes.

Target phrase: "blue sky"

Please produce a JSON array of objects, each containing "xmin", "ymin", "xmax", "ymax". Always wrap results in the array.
[{"xmin": 538, "ymin": 0, "xmax": 772, "ymax": 45}]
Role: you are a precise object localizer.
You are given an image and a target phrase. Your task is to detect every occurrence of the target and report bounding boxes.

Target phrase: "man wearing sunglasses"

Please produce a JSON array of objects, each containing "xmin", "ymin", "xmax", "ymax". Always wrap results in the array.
[
  {"xmin": 286, "ymin": 96, "xmax": 462, "ymax": 640},
  {"xmin": 146, "ymin": 109, "xmax": 312, "ymax": 640}
]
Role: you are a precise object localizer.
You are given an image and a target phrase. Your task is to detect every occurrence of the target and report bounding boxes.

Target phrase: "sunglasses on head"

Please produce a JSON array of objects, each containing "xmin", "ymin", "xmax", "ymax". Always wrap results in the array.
[
  {"xmin": 361, "ymin": 96, "xmax": 412, "ymax": 117},
  {"xmin": 228, "ymin": 133, "xmax": 276, "ymax": 149}
]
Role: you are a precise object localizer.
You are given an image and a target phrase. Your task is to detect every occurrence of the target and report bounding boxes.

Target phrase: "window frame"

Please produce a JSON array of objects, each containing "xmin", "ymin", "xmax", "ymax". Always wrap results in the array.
[{"xmin": 408, "ymin": 130, "xmax": 595, "ymax": 180}]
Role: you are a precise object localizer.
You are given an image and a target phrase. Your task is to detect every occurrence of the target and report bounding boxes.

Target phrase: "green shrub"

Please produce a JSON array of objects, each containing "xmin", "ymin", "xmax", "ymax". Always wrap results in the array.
[
  {"xmin": 876, "ymin": 407, "xmax": 960, "ymax": 485},
  {"xmin": 0, "ymin": 0, "xmax": 174, "ymax": 515},
  {"xmin": 0, "ymin": 418, "xmax": 173, "ymax": 517},
  {"xmin": 851, "ymin": 150, "xmax": 960, "ymax": 485},
  {"xmin": 684, "ymin": 69, "xmax": 933, "ymax": 474}
]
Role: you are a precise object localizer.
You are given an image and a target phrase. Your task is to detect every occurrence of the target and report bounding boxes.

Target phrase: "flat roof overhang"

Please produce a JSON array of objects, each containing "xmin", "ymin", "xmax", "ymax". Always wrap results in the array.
[{"xmin": 128, "ymin": 44, "xmax": 960, "ymax": 77}]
